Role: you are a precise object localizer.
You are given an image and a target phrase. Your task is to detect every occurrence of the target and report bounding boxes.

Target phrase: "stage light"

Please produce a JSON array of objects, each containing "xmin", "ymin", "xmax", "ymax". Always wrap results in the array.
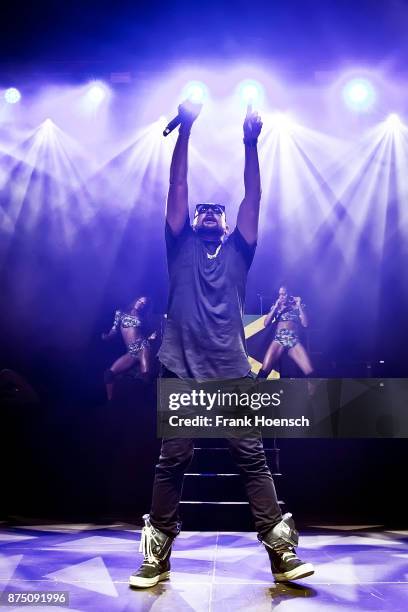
[
  {"xmin": 385, "ymin": 113, "xmax": 402, "ymax": 130},
  {"xmin": 86, "ymin": 82, "xmax": 108, "ymax": 104},
  {"xmin": 4, "ymin": 87, "xmax": 21, "ymax": 104},
  {"xmin": 342, "ymin": 78, "xmax": 376, "ymax": 112},
  {"xmin": 41, "ymin": 118, "xmax": 55, "ymax": 133},
  {"xmin": 237, "ymin": 80, "xmax": 264, "ymax": 107},
  {"xmin": 181, "ymin": 81, "xmax": 208, "ymax": 104},
  {"xmin": 35, "ymin": 118, "xmax": 56, "ymax": 145}
]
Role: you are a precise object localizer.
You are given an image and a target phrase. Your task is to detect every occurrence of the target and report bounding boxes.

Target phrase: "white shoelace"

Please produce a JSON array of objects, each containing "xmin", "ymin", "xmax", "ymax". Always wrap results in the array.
[
  {"xmin": 139, "ymin": 524, "xmax": 158, "ymax": 564},
  {"xmin": 281, "ymin": 551, "xmax": 297, "ymax": 562}
]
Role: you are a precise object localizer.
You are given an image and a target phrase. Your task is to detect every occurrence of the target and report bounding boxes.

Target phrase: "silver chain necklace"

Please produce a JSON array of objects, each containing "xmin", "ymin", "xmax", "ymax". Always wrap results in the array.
[{"xmin": 206, "ymin": 243, "xmax": 222, "ymax": 259}]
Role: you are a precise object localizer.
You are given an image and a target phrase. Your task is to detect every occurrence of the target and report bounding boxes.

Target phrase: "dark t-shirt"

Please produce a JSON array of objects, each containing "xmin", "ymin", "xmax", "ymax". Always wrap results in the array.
[{"xmin": 158, "ymin": 219, "xmax": 256, "ymax": 380}]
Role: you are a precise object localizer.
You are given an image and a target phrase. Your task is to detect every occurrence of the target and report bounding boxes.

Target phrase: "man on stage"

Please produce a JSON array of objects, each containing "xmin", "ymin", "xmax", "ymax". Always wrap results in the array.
[{"xmin": 129, "ymin": 102, "xmax": 314, "ymax": 587}]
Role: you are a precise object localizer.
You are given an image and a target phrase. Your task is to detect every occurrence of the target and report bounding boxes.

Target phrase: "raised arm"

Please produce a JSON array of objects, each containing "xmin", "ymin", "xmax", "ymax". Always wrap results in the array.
[
  {"xmin": 166, "ymin": 101, "xmax": 202, "ymax": 235},
  {"xmin": 294, "ymin": 297, "xmax": 309, "ymax": 328},
  {"xmin": 236, "ymin": 106, "xmax": 263, "ymax": 245},
  {"xmin": 264, "ymin": 298, "xmax": 281, "ymax": 327},
  {"xmin": 102, "ymin": 310, "xmax": 120, "ymax": 341}
]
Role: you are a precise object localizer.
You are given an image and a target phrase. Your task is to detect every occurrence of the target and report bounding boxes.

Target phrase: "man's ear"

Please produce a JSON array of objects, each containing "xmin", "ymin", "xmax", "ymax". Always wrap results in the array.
[{"xmin": 224, "ymin": 224, "xmax": 230, "ymax": 236}]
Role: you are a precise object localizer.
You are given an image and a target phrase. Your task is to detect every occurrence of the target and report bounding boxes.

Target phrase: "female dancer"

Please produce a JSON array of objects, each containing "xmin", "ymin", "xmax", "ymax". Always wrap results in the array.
[
  {"xmin": 257, "ymin": 286, "xmax": 313, "ymax": 378},
  {"xmin": 102, "ymin": 296, "xmax": 156, "ymax": 399}
]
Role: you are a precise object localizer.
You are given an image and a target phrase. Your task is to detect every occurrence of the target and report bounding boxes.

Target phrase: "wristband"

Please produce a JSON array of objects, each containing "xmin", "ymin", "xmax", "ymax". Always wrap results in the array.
[{"xmin": 243, "ymin": 138, "xmax": 258, "ymax": 146}]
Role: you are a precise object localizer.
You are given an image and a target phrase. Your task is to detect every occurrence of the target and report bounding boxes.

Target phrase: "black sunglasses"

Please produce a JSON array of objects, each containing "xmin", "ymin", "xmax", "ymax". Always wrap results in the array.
[{"xmin": 195, "ymin": 204, "xmax": 226, "ymax": 216}]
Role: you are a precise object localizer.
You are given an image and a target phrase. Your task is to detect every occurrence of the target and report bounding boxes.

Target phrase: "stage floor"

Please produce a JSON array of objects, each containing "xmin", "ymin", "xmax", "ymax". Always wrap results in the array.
[{"xmin": 0, "ymin": 523, "xmax": 407, "ymax": 611}]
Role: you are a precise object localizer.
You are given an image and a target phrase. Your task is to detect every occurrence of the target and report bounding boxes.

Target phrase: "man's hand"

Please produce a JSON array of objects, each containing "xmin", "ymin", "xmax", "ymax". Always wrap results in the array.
[
  {"xmin": 178, "ymin": 100, "xmax": 202, "ymax": 131},
  {"xmin": 294, "ymin": 296, "xmax": 302, "ymax": 307},
  {"xmin": 166, "ymin": 100, "xmax": 201, "ymax": 235},
  {"xmin": 237, "ymin": 105, "xmax": 263, "ymax": 245},
  {"xmin": 243, "ymin": 105, "xmax": 263, "ymax": 142}
]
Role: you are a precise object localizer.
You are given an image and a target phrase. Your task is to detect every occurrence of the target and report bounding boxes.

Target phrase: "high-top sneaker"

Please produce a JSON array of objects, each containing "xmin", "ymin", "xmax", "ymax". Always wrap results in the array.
[
  {"xmin": 129, "ymin": 514, "xmax": 176, "ymax": 588},
  {"xmin": 259, "ymin": 513, "xmax": 314, "ymax": 582}
]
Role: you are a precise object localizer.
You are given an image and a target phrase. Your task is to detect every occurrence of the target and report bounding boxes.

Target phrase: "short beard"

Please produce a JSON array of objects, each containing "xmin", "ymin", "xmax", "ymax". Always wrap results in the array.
[{"xmin": 194, "ymin": 225, "xmax": 224, "ymax": 241}]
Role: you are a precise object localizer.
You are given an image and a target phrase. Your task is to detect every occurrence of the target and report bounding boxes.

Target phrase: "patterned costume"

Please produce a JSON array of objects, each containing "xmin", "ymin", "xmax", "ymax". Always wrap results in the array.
[
  {"xmin": 111, "ymin": 310, "xmax": 149, "ymax": 356},
  {"xmin": 273, "ymin": 303, "xmax": 306, "ymax": 350}
]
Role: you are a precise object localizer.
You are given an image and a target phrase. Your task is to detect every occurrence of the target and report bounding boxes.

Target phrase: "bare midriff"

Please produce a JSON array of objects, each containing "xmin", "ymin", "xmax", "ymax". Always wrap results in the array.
[
  {"xmin": 276, "ymin": 320, "xmax": 298, "ymax": 332},
  {"xmin": 121, "ymin": 327, "xmax": 144, "ymax": 344}
]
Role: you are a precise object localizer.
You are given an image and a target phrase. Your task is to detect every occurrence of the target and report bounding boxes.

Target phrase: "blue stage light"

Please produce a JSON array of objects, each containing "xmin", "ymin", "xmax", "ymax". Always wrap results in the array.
[
  {"xmin": 181, "ymin": 81, "xmax": 208, "ymax": 104},
  {"xmin": 4, "ymin": 87, "xmax": 21, "ymax": 104},
  {"xmin": 42, "ymin": 118, "xmax": 54, "ymax": 131},
  {"xmin": 237, "ymin": 80, "xmax": 264, "ymax": 107},
  {"xmin": 385, "ymin": 113, "xmax": 402, "ymax": 130},
  {"xmin": 342, "ymin": 78, "xmax": 376, "ymax": 112},
  {"xmin": 87, "ymin": 82, "xmax": 108, "ymax": 105}
]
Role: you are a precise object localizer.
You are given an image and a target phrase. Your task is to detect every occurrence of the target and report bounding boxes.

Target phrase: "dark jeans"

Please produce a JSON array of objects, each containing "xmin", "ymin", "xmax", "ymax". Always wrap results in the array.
[{"xmin": 149, "ymin": 368, "xmax": 283, "ymax": 539}]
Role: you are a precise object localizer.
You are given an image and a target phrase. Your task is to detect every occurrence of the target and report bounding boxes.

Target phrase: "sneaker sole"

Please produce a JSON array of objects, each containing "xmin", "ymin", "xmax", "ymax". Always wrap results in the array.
[
  {"xmin": 274, "ymin": 563, "xmax": 314, "ymax": 582},
  {"xmin": 129, "ymin": 570, "xmax": 170, "ymax": 588}
]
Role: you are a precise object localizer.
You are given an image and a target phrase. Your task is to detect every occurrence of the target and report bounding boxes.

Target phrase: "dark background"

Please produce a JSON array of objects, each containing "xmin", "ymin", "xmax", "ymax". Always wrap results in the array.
[{"xmin": 2, "ymin": 0, "xmax": 408, "ymax": 75}]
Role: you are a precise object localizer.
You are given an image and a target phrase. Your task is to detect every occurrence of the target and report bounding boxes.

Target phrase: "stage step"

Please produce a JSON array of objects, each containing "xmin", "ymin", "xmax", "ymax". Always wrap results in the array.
[
  {"xmin": 189, "ymin": 446, "xmax": 281, "ymax": 473},
  {"xmin": 179, "ymin": 444, "xmax": 284, "ymax": 529},
  {"xmin": 179, "ymin": 499, "xmax": 285, "ymax": 531},
  {"xmin": 185, "ymin": 472, "xmax": 282, "ymax": 476},
  {"xmin": 183, "ymin": 472, "xmax": 283, "ymax": 502},
  {"xmin": 180, "ymin": 500, "xmax": 285, "ymax": 506}
]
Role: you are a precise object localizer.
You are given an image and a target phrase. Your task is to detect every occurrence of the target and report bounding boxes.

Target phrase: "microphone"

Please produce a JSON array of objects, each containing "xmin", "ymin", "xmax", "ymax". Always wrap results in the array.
[
  {"xmin": 163, "ymin": 114, "xmax": 181, "ymax": 137},
  {"xmin": 163, "ymin": 100, "xmax": 203, "ymax": 136}
]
